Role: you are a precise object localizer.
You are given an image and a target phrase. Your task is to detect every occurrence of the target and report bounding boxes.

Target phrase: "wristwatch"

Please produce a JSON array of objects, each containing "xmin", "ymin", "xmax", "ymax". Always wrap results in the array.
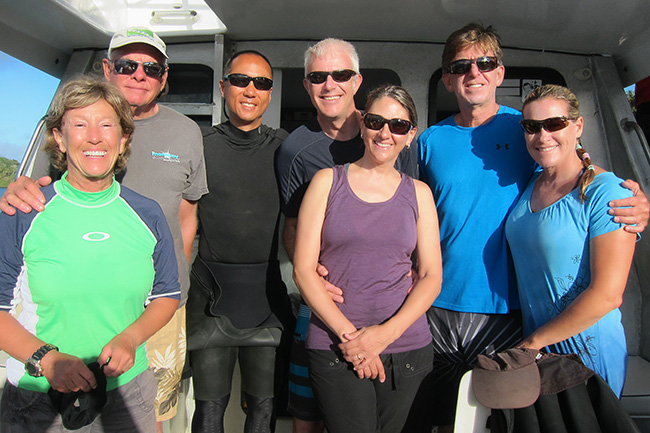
[{"xmin": 25, "ymin": 343, "xmax": 59, "ymax": 377}]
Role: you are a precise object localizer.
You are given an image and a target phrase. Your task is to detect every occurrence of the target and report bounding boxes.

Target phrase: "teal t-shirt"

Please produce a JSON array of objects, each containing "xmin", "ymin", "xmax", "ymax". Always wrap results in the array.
[
  {"xmin": 505, "ymin": 172, "xmax": 631, "ymax": 396},
  {"xmin": 0, "ymin": 175, "xmax": 180, "ymax": 392}
]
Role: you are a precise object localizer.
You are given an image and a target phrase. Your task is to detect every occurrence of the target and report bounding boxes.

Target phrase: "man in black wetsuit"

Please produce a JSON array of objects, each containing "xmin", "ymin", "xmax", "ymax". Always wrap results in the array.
[{"xmin": 186, "ymin": 50, "xmax": 293, "ymax": 433}]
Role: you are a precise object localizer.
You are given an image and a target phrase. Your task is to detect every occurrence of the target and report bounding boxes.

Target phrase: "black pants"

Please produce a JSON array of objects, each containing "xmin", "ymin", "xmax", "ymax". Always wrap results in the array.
[{"xmin": 308, "ymin": 345, "xmax": 432, "ymax": 433}]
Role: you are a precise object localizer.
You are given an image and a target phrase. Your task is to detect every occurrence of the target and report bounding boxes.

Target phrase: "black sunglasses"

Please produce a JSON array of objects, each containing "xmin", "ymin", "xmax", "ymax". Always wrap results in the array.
[
  {"xmin": 446, "ymin": 56, "xmax": 499, "ymax": 75},
  {"xmin": 363, "ymin": 113, "xmax": 413, "ymax": 135},
  {"xmin": 305, "ymin": 69, "xmax": 357, "ymax": 84},
  {"xmin": 112, "ymin": 59, "xmax": 167, "ymax": 78},
  {"xmin": 223, "ymin": 73, "xmax": 273, "ymax": 91},
  {"xmin": 520, "ymin": 116, "xmax": 576, "ymax": 134}
]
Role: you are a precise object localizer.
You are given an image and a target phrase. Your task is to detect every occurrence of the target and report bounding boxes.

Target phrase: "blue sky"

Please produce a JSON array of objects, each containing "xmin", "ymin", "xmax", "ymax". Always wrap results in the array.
[{"xmin": 0, "ymin": 50, "xmax": 60, "ymax": 162}]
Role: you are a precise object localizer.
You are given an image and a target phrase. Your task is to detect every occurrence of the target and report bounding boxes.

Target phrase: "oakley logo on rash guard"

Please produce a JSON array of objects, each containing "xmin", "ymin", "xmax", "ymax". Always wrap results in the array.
[{"xmin": 82, "ymin": 232, "xmax": 111, "ymax": 242}]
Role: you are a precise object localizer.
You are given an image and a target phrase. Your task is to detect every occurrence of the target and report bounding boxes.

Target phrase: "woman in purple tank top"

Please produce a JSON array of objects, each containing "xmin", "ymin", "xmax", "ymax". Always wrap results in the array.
[{"xmin": 293, "ymin": 85, "xmax": 443, "ymax": 433}]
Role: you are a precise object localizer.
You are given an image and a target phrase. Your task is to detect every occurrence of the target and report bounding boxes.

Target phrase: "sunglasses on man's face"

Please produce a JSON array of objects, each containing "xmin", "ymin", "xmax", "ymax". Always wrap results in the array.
[
  {"xmin": 223, "ymin": 74, "xmax": 273, "ymax": 91},
  {"xmin": 305, "ymin": 69, "xmax": 357, "ymax": 84},
  {"xmin": 446, "ymin": 56, "xmax": 499, "ymax": 75},
  {"xmin": 363, "ymin": 113, "xmax": 413, "ymax": 135},
  {"xmin": 112, "ymin": 59, "xmax": 167, "ymax": 78},
  {"xmin": 520, "ymin": 116, "xmax": 576, "ymax": 134}
]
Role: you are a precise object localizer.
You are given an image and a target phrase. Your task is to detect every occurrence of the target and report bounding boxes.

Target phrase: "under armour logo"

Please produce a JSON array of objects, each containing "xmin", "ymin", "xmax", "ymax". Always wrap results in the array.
[{"xmin": 496, "ymin": 143, "xmax": 510, "ymax": 150}]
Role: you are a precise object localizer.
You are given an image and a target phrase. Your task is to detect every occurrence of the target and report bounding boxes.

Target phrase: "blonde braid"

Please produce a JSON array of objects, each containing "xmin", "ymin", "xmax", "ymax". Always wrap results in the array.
[{"xmin": 575, "ymin": 140, "xmax": 595, "ymax": 202}]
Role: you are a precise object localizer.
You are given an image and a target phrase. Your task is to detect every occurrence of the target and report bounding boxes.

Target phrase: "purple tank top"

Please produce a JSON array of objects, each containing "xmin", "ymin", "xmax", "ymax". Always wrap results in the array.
[{"xmin": 306, "ymin": 165, "xmax": 432, "ymax": 353}]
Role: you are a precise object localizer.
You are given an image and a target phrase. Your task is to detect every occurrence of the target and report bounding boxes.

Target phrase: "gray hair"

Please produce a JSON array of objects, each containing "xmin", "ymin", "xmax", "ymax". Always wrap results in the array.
[{"xmin": 304, "ymin": 38, "xmax": 360, "ymax": 75}]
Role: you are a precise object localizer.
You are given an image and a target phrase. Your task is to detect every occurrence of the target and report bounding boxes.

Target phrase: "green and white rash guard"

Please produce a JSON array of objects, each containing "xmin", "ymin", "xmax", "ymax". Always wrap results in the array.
[{"xmin": 0, "ymin": 174, "xmax": 180, "ymax": 392}]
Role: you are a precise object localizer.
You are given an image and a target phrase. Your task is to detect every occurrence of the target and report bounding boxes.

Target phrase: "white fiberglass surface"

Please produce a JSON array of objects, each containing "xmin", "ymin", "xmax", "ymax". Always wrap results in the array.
[{"xmin": 51, "ymin": 0, "xmax": 226, "ymax": 36}]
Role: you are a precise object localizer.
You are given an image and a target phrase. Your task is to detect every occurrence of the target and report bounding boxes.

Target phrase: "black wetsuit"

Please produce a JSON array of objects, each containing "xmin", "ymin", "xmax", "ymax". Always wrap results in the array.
[{"xmin": 187, "ymin": 121, "xmax": 292, "ymax": 433}]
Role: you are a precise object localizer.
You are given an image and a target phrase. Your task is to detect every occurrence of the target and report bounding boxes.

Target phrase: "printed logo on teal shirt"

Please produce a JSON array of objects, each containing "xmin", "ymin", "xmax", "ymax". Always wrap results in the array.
[{"xmin": 151, "ymin": 151, "xmax": 180, "ymax": 163}]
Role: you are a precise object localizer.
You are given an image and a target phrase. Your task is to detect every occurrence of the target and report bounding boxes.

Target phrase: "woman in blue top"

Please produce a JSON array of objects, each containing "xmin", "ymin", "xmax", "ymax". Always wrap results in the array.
[{"xmin": 505, "ymin": 84, "xmax": 637, "ymax": 396}]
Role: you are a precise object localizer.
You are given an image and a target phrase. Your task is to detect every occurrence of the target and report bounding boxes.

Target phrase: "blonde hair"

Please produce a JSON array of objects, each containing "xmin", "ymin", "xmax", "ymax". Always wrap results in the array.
[
  {"xmin": 442, "ymin": 23, "xmax": 503, "ymax": 73},
  {"xmin": 523, "ymin": 84, "xmax": 593, "ymax": 202},
  {"xmin": 46, "ymin": 74, "xmax": 134, "ymax": 173}
]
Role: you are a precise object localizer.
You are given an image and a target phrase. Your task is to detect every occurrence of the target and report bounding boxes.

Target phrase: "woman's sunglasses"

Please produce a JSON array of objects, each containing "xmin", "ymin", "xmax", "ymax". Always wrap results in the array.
[
  {"xmin": 223, "ymin": 73, "xmax": 273, "ymax": 91},
  {"xmin": 305, "ymin": 69, "xmax": 357, "ymax": 84},
  {"xmin": 520, "ymin": 116, "xmax": 576, "ymax": 134},
  {"xmin": 363, "ymin": 113, "xmax": 413, "ymax": 135},
  {"xmin": 112, "ymin": 59, "xmax": 167, "ymax": 78},
  {"xmin": 446, "ymin": 56, "xmax": 499, "ymax": 75}
]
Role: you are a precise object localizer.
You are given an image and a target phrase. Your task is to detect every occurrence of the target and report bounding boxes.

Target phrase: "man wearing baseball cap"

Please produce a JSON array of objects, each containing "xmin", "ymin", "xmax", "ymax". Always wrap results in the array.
[
  {"xmin": 103, "ymin": 27, "xmax": 208, "ymax": 431},
  {"xmin": 0, "ymin": 27, "xmax": 208, "ymax": 431}
]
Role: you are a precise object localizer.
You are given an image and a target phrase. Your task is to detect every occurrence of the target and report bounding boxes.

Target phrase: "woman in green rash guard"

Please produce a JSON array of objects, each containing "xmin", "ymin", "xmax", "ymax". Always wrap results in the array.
[{"xmin": 0, "ymin": 75, "xmax": 180, "ymax": 433}]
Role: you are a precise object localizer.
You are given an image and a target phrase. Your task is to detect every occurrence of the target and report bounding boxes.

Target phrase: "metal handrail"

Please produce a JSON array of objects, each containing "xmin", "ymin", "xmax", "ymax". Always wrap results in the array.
[{"xmin": 16, "ymin": 116, "xmax": 47, "ymax": 180}]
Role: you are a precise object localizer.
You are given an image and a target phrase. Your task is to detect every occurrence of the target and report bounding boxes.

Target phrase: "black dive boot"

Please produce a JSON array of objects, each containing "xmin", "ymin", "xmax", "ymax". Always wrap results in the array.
[
  {"xmin": 243, "ymin": 392, "xmax": 275, "ymax": 433},
  {"xmin": 191, "ymin": 394, "xmax": 230, "ymax": 433}
]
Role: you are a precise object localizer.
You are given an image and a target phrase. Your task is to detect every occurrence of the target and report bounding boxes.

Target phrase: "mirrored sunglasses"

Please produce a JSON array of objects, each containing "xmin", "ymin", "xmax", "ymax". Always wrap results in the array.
[
  {"xmin": 305, "ymin": 69, "xmax": 357, "ymax": 84},
  {"xmin": 112, "ymin": 59, "xmax": 167, "ymax": 78},
  {"xmin": 446, "ymin": 56, "xmax": 499, "ymax": 75},
  {"xmin": 224, "ymin": 73, "xmax": 273, "ymax": 91},
  {"xmin": 520, "ymin": 116, "xmax": 576, "ymax": 134},
  {"xmin": 363, "ymin": 113, "xmax": 413, "ymax": 135}
]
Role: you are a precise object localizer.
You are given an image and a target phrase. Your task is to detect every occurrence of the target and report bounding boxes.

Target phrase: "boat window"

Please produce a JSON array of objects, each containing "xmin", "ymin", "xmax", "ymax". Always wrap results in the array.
[{"xmin": 158, "ymin": 63, "xmax": 214, "ymax": 104}]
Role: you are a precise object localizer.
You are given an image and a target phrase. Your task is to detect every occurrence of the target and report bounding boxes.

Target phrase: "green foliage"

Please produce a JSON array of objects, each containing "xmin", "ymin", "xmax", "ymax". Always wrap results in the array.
[
  {"xmin": 0, "ymin": 157, "xmax": 20, "ymax": 187},
  {"xmin": 627, "ymin": 90, "xmax": 636, "ymax": 113}
]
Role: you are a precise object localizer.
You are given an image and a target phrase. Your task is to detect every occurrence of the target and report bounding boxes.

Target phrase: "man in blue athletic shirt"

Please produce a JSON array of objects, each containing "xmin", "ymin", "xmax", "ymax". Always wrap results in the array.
[{"xmin": 411, "ymin": 22, "xmax": 649, "ymax": 433}]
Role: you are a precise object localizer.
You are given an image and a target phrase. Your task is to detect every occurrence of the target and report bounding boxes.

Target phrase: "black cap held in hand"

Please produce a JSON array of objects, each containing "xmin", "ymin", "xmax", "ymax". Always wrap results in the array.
[{"xmin": 48, "ymin": 361, "xmax": 107, "ymax": 430}]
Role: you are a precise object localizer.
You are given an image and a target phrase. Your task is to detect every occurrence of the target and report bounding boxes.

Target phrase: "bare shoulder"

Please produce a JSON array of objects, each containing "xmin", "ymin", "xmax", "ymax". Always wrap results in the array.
[
  {"xmin": 413, "ymin": 178, "xmax": 434, "ymax": 201},
  {"xmin": 311, "ymin": 168, "xmax": 334, "ymax": 186},
  {"xmin": 302, "ymin": 168, "xmax": 335, "ymax": 203}
]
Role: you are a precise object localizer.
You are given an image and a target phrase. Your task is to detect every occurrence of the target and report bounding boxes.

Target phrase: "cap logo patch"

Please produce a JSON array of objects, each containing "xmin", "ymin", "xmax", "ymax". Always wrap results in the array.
[{"xmin": 127, "ymin": 28, "xmax": 154, "ymax": 39}]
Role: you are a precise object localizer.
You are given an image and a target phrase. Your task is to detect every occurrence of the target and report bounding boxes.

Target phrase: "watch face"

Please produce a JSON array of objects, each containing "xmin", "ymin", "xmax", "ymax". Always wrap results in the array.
[
  {"xmin": 25, "ymin": 344, "xmax": 57, "ymax": 377},
  {"xmin": 25, "ymin": 361, "xmax": 42, "ymax": 377}
]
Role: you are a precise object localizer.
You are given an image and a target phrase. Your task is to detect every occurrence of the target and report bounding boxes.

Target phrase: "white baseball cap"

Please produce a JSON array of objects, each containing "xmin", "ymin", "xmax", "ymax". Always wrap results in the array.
[{"xmin": 108, "ymin": 27, "xmax": 168, "ymax": 59}]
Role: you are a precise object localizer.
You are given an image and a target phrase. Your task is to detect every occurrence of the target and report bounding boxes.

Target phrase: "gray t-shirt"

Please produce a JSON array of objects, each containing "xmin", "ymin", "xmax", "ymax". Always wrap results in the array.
[
  {"xmin": 119, "ymin": 105, "xmax": 208, "ymax": 304},
  {"xmin": 33, "ymin": 104, "xmax": 208, "ymax": 305}
]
